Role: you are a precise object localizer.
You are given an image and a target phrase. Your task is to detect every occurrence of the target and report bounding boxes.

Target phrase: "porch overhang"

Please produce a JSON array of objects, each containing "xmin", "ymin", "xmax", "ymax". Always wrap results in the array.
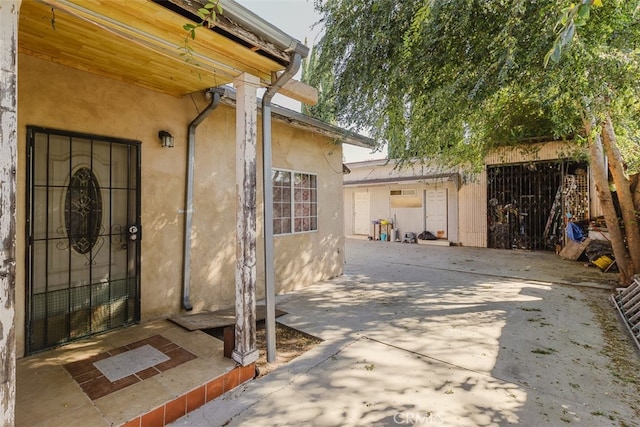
[{"xmin": 18, "ymin": 0, "xmax": 298, "ymax": 96}]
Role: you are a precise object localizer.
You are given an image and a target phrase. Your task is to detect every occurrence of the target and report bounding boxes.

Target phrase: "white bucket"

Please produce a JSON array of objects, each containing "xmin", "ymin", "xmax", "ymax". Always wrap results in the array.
[{"xmin": 391, "ymin": 229, "xmax": 397, "ymax": 242}]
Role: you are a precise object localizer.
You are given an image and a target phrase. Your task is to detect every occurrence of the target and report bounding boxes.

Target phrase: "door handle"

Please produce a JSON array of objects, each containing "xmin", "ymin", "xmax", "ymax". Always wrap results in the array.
[{"xmin": 128, "ymin": 224, "xmax": 141, "ymax": 241}]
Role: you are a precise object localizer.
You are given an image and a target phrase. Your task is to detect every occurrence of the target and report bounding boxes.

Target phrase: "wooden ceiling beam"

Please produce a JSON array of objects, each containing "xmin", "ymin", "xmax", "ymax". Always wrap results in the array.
[
  {"xmin": 18, "ymin": 0, "xmax": 290, "ymax": 96},
  {"xmin": 280, "ymin": 79, "xmax": 318, "ymax": 106}
]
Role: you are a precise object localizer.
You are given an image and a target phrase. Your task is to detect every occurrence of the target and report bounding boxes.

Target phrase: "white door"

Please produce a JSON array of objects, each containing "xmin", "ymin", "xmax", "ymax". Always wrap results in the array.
[
  {"xmin": 353, "ymin": 192, "xmax": 370, "ymax": 235},
  {"xmin": 425, "ymin": 188, "xmax": 448, "ymax": 238}
]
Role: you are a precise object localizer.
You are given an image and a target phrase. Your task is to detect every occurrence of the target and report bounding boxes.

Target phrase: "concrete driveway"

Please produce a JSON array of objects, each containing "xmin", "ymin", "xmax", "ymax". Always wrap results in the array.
[{"xmin": 171, "ymin": 238, "xmax": 640, "ymax": 426}]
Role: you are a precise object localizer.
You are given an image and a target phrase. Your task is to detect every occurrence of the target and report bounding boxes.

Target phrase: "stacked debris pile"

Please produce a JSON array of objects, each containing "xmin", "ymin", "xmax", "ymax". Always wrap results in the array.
[
  {"xmin": 584, "ymin": 240, "xmax": 616, "ymax": 271},
  {"xmin": 559, "ymin": 232, "xmax": 617, "ymax": 272}
]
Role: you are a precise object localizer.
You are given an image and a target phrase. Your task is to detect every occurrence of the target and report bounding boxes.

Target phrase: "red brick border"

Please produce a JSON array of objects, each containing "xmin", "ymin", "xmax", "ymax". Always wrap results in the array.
[{"xmin": 64, "ymin": 335, "xmax": 196, "ymax": 400}]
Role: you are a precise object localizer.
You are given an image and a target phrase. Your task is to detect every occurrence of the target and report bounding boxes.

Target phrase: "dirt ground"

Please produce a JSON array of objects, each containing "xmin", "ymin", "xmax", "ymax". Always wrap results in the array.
[
  {"xmin": 583, "ymin": 287, "xmax": 640, "ymax": 419},
  {"xmin": 254, "ymin": 322, "xmax": 322, "ymax": 377}
]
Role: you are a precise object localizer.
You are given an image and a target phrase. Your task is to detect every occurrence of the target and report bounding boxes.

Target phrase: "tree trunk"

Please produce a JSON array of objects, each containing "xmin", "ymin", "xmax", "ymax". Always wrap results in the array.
[
  {"xmin": 601, "ymin": 116, "xmax": 640, "ymax": 274},
  {"xmin": 631, "ymin": 173, "xmax": 640, "ymax": 216},
  {"xmin": 583, "ymin": 118, "xmax": 632, "ymax": 284}
]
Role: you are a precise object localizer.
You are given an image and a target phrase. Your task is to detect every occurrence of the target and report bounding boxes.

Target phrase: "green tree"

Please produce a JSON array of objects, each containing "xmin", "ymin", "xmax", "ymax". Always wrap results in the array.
[
  {"xmin": 301, "ymin": 46, "xmax": 336, "ymax": 122},
  {"xmin": 309, "ymin": 0, "xmax": 640, "ymax": 283}
]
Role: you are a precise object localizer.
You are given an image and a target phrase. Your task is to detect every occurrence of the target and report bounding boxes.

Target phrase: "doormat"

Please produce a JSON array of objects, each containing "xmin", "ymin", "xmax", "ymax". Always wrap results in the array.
[
  {"xmin": 63, "ymin": 334, "xmax": 196, "ymax": 400},
  {"xmin": 93, "ymin": 344, "xmax": 169, "ymax": 382}
]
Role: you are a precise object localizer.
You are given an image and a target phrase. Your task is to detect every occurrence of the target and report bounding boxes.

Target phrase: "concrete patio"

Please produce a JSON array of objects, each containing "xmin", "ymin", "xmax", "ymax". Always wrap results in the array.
[{"xmin": 171, "ymin": 238, "xmax": 639, "ymax": 426}]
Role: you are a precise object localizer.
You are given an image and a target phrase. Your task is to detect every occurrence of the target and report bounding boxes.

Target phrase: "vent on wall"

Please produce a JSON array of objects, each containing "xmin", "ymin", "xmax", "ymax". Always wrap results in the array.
[
  {"xmin": 390, "ymin": 189, "xmax": 416, "ymax": 196},
  {"xmin": 390, "ymin": 189, "xmax": 420, "ymax": 208}
]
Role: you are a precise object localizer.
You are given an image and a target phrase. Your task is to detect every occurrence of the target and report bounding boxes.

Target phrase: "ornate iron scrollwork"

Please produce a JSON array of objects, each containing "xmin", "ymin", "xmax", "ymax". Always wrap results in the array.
[{"xmin": 64, "ymin": 167, "xmax": 103, "ymax": 256}]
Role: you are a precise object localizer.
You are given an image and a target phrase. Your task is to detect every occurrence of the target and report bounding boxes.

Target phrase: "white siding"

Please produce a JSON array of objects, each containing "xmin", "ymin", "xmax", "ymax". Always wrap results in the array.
[{"xmin": 458, "ymin": 173, "xmax": 488, "ymax": 247}]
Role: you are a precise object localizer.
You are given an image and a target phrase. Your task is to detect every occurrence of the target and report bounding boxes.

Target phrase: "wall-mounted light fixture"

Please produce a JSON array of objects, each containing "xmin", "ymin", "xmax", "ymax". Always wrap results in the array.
[{"xmin": 158, "ymin": 130, "xmax": 174, "ymax": 148}]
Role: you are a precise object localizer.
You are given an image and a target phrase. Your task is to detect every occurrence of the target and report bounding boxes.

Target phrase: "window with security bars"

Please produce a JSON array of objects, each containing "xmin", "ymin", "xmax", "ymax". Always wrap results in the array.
[{"xmin": 273, "ymin": 169, "xmax": 317, "ymax": 235}]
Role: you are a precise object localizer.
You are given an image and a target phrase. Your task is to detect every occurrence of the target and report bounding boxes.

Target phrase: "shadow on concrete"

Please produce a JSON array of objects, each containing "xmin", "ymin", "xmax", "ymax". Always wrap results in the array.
[{"xmin": 171, "ymin": 238, "xmax": 638, "ymax": 426}]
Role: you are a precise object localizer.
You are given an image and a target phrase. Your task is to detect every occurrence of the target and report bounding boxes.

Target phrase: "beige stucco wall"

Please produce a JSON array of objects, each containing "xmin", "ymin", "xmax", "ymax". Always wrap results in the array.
[
  {"xmin": 269, "ymin": 121, "xmax": 345, "ymax": 292},
  {"xmin": 188, "ymin": 106, "xmax": 346, "ymax": 309},
  {"xmin": 16, "ymin": 54, "xmax": 343, "ymax": 357}
]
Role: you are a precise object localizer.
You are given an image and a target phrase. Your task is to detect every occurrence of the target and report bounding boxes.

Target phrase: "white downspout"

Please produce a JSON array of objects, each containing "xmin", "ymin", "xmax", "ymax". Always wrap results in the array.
[
  {"xmin": 182, "ymin": 87, "xmax": 226, "ymax": 311},
  {"xmin": 262, "ymin": 53, "xmax": 303, "ymax": 362}
]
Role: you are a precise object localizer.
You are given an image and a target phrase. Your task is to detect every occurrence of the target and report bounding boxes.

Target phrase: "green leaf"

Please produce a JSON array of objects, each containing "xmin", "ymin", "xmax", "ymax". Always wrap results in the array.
[
  {"xmin": 551, "ymin": 44, "xmax": 562, "ymax": 62},
  {"xmin": 577, "ymin": 4, "xmax": 591, "ymax": 19},
  {"xmin": 560, "ymin": 22, "xmax": 576, "ymax": 46},
  {"xmin": 544, "ymin": 41, "xmax": 563, "ymax": 67},
  {"xmin": 183, "ymin": 23, "xmax": 195, "ymax": 31},
  {"xmin": 198, "ymin": 8, "xmax": 210, "ymax": 16},
  {"xmin": 204, "ymin": 2, "xmax": 215, "ymax": 9},
  {"xmin": 543, "ymin": 49, "xmax": 553, "ymax": 67}
]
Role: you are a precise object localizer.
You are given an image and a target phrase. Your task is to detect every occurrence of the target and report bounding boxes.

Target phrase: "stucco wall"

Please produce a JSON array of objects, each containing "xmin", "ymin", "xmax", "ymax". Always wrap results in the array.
[
  {"xmin": 269, "ymin": 121, "xmax": 345, "ymax": 292},
  {"xmin": 16, "ymin": 54, "xmax": 343, "ymax": 356}
]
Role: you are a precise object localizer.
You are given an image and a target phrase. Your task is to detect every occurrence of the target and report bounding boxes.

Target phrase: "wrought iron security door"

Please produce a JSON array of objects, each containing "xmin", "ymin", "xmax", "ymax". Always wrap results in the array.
[{"xmin": 26, "ymin": 127, "xmax": 141, "ymax": 354}]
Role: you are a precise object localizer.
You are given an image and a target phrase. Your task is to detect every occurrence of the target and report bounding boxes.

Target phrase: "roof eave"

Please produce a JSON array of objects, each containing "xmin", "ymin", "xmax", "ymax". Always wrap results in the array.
[{"xmin": 218, "ymin": 88, "xmax": 374, "ymax": 148}]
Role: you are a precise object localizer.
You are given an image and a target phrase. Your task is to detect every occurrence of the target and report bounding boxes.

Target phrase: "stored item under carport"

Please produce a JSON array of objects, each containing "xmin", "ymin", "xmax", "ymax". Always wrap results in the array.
[
  {"xmin": 402, "ymin": 232, "xmax": 417, "ymax": 243},
  {"xmin": 592, "ymin": 255, "xmax": 613, "ymax": 271}
]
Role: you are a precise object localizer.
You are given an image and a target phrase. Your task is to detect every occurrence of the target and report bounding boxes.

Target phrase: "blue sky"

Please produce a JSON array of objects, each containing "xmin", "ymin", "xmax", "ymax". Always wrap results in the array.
[{"xmin": 237, "ymin": 0, "xmax": 384, "ymax": 162}]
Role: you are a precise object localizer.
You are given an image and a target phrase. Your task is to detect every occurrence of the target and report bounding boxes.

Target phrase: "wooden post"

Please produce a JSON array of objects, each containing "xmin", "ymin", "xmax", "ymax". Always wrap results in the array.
[
  {"xmin": 0, "ymin": 1, "xmax": 20, "ymax": 425},
  {"xmin": 232, "ymin": 73, "xmax": 260, "ymax": 366}
]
